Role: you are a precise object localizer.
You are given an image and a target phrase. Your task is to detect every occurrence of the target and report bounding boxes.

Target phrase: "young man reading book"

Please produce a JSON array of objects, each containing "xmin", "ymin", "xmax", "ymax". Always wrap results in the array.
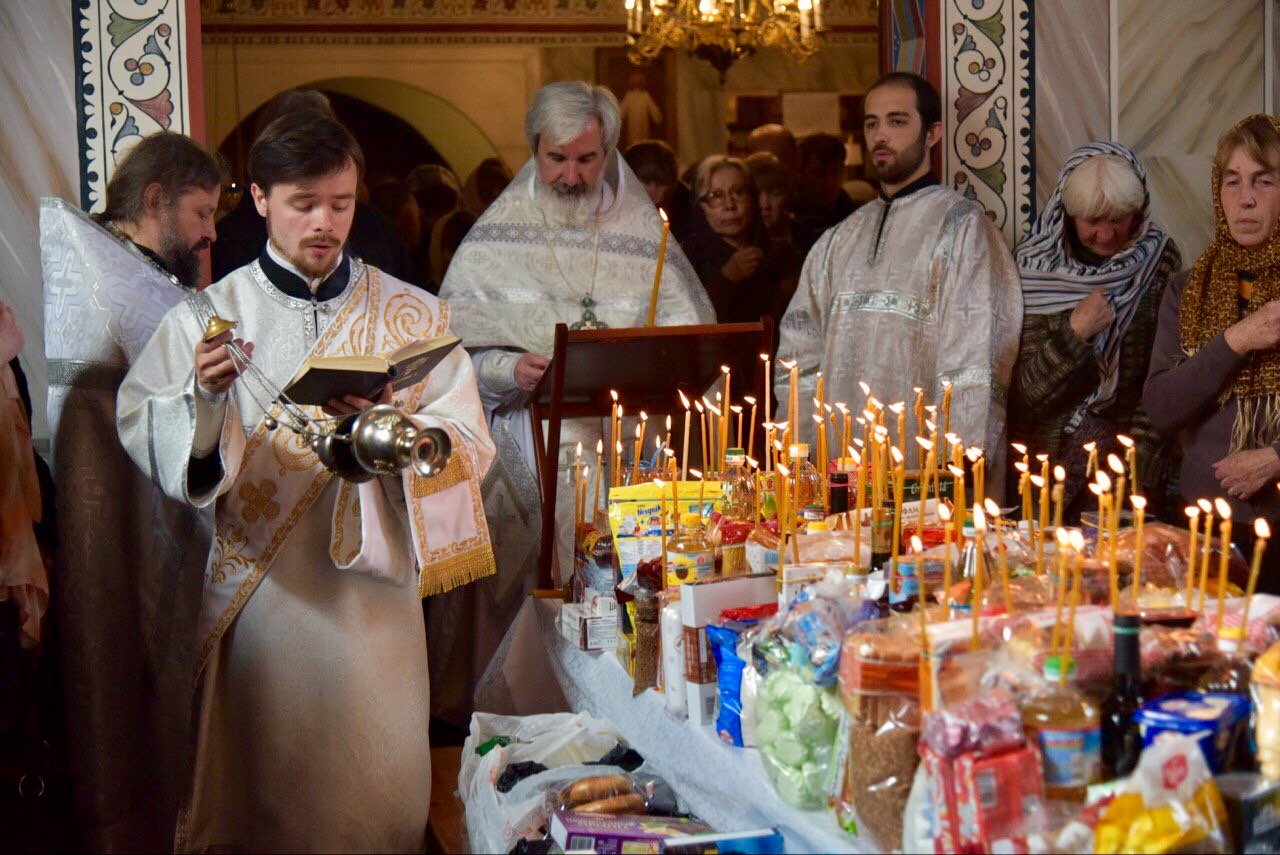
[{"xmin": 116, "ymin": 111, "xmax": 496, "ymax": 852}]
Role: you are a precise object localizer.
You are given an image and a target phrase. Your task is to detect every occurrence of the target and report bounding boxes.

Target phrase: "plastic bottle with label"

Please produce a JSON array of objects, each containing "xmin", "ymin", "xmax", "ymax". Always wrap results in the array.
[
  {"xmin": 665, "ymin": 512, "xmax": 715, "ymax": 587},
  {"xmin": 788, "ymin": 444, "xmax": 821, "ymax": 523},
  {"xmin": 1021, "ymin": 655, "xmax": 1102, "ymax": 804},
  {"xmin": 719, "ymin": 447, "xmax": 756, "ymax": 522}
]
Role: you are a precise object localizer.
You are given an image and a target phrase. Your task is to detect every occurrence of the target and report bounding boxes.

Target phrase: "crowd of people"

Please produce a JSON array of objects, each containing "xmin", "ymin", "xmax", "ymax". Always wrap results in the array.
[{"xmin": 1, "ymin": 69, "xmax": 1279, "ymax": 852}]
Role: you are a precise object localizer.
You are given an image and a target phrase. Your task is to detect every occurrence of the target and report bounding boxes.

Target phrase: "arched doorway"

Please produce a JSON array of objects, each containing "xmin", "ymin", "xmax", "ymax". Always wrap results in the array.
[{"xmin": 217, "ymin": 89, "xmax": 448, "ymax": 185}]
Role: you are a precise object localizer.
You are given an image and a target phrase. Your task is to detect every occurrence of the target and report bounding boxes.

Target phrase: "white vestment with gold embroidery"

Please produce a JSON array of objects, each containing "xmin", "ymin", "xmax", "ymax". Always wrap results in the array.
[{"xmin": 117, "ymin": 259, "xmax": 495, "ymax": 852}]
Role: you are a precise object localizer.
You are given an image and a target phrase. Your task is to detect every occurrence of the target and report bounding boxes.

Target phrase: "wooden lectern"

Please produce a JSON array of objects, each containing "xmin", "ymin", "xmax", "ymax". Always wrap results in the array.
[{"xmin": 529, "ymin": 320, "xmax": 774, "ymax": 589}]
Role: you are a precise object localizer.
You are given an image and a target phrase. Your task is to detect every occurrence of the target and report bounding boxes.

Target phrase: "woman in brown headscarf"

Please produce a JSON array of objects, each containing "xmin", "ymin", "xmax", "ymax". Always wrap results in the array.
[{"xmin": 1145, "ymin": 114, "xmax": 1280, "ymax": 589}]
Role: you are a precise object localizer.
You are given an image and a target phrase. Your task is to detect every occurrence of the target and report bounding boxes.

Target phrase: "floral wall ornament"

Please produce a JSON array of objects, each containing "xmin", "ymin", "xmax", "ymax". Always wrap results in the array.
[{"xmin": 77, "ymin": 0, "xmax": 193, "ymax": 212}]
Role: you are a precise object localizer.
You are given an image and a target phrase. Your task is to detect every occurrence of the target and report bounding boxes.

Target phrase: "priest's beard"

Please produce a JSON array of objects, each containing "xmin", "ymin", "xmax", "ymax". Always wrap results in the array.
[
  {"xmin": 265, "ymin": 216, "xmax": 345, "ymax": 279},
  {"xmin": 157, "ymin": 220, "xmax": 207, "ymax": 289},
  {"xmin": 869, "ymin": 131, "xmax": 929, "ymax": 186},
  {"xmin": 535, "ymin": 179, "xmax": 601, "ymax": 227}
]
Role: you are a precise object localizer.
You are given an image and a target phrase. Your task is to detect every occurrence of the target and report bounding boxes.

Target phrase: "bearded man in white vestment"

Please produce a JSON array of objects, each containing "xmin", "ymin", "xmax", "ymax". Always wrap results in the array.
[
  {"xmin": 776, "ymin": 72, "xmax": 1023, "ymax": 496},
  {"xmin": 438, "ymin": 81, "xmax": 712, "ymax": 722},
  {"xmin": 41, "ymin": 132, "xmax": 223, "ymax": 852},
  {"xmin": 117, "ymin": 113, "xmax": 495, "ymax": 852}
]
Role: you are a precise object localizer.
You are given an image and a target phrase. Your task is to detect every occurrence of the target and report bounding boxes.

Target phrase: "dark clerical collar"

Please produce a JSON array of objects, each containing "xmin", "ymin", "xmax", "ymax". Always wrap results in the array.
[
  {"xmin": 880, "ymin": 172, "xmax": 940, "ymax": 203},
  {"xmin": 258, "ymin": 245, "xmax": 350, "ymax": 302}
]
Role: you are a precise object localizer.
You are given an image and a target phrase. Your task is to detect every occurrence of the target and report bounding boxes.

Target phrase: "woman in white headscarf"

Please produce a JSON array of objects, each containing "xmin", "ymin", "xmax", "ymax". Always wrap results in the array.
[{"xmin": 1008, "ymin": 142, "xmax": 1181, "ymax": 520}]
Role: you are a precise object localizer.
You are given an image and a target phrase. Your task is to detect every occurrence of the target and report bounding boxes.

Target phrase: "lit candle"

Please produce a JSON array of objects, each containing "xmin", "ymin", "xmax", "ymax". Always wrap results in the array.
[
  {"xmin": 916, "ymin": 437, "xmax": 934, "ymax": 537},
  {"xmin": 574, "ymin": 442, "xmax": 583, "ymax": 527},
  {"xmin": 1215, "ymin": 498, "xmax": 1232, "ymax": 636},
  {"xmin": 972, "ymin": 503, "xmax": 986, "ymax": 651},
  {"xmin": 1130, "ymin": 494, "xmax": 1147, "ymax": 610},
  {"xmin": 635, "ymin": 414, "xmax": 648, "ymax": 481},
  {"xmin": 798, "ymin": 0, "xmax": 812, "ymax": 38},
  {"xmin": 1050, "ymin": 527, "xmax": 1071, "ymax": 658},
  {"xmin": 592, "ymin": 439, "xmax": 603, "ymax": 522},
  {"xmin": 1184, "ymin": 505, "xmax": 1201, "ymax": 609},
  {"xmin": 1198, "ymin": 498, "xmax": 1215, "ymax": 612},
  {"xmin": 579, "ymin": 465, "xmax": 590, "ymax": 531},
  {"xmin": 1061, "ymin": 530, "xmax": 1086, "ymax": 687},
  {"xmin": 948, "ymin": 464, "xmax": 966, "ymax": 532},
  {"xmin": 691, "ymin": 468, "xmax": 706, "ymax": 521},
  {"xmin": 837, "ymin": 403, "xmax": 850, "ymax": 465},
  {"xmin": 610, "ymin": 390, "xmax": 620, "ymax": 487},
  {"xmin": 696, "ymin": 400, "xmax": 707, "ymax": 475},
  {"xmin": 786, "ymin": 360, "xmax": 798, "ymax": 437},
  {"xmin": 1052, "ymin": 465, "xmax": 1066, "ymax": 531},
  {"xmin": 761, "ymin": 354, "xmax": 771, "ymax": 442},
  {"xmin": 1084, "ymin": 440, "xmax": 1098, "ymax": 479},
  {"xmin": 664, "ymin": 414, "xmax": 672, "ymax": 456},
  {"xmin": 1037, "ymin": 454, "xmax": 1051, "ymax": 557},
  {"xmin": 938, "ymin": 503, "xmax": 954, "ymax": 620},
  {"xmin": 985, "ymin": 498, "xmax": 1012, "ymax": 613},
  {"xmin": 966, "ymin": 447, "xmax": 985, "ymax": 503},
  {"xmin": 911, "ymin": 534, "xmax": 928, "ymax": 633},
  {"xmin": 1118, "ymin": 434, "xmax": 1137, "ymax": 494},
  {"xmin": 890, "ymin": 446, "xmax": 905, "ymax": 593},
  {"xmin": 1030, "ymin": 475, "xmax": 1046, "ymax": 575},
  {"xmin": 678, "ymin": 390, "xmax": 692, "ymax": 482},
  {"xmin": 720, "ymin": 365, "xmax": 731, "ymax": 471},
  {"xmin": 1243, "ymin": 518, "xmax": 1272, "ymax": 630},
  {"xmin": 1015, "ymin": 460, "xmax": 1032, "ymax": 534},
  {"xmin": 812, "ymin": 0, "xmax": 824, "ymax": 31},
  {"xmin": 914, "ymin": 387, "xmax": 925, "ymax": 467},
  {"xmin": 890, "ymin": 402, "xmax": 907, "ymax": 461},
  {"xmin": 745, "ymin": 396, "xmax": 757, "ymax": 461},
  {"xmin": 646, "ymin": 209, "xmax": 669, "ymax": 326}
]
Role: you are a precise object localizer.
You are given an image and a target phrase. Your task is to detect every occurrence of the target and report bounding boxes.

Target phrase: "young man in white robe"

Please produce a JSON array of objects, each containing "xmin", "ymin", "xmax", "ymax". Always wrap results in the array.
[
  {"xmin": 775, "ymin": 72, "xmax": 1023, "ymax": 496},
  {"xmin": 437, "ymin": 82, "xmax": 712, "ymax": 722},
  {"xmin": 117, "ymin": 112, "xmax": 495, "ymax": 852},
  {"xmin": 40, "ymin": 132, "xmax": 223, "ymax": 852}
]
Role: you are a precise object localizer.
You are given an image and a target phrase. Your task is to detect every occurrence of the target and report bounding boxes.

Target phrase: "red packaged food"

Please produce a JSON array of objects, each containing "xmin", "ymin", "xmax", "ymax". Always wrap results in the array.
[
  {"xmin": 920, "ymin": 744, "xmax": 962, "ymax": 854},
  {"xmin": 954, "ymin": 745, "xmax": 1045, "ymax": 851}
]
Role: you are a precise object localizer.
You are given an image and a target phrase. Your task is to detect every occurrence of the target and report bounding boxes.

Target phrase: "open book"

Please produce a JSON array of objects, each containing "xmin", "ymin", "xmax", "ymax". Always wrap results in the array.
[{"xmin": 282, "ymin": 333, "xmax": 460, "ymax": 407}]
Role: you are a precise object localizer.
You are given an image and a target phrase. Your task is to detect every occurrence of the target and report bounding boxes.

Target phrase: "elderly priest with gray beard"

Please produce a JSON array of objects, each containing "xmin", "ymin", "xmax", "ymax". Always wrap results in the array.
[{"xmin": 436, "ymin": 81, "xmax": 713, "ymax": 723}]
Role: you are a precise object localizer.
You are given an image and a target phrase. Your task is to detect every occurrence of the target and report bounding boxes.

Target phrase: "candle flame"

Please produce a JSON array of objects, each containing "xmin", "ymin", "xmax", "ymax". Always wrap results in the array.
[
  {"xmin": 1014, "ymin": 461, "xmax": 1029, "ymax": 474},
  {"xmin": 888, "ymin": 401, "xmax": 905, "ymax": 414},
  {"xmin": 1069, "ymin": 530, "xmax": 1085, "ymax": 551},
  {"xmin": 1083, "ymin": 441, "xmax": 1097, "ymax": 452},
  {"xmin": 678, "ymin": 389, "xmax": 690, "ymax": 408},
  {"xmin": 974, "ymin": 504, "xmax": 987, "ymax": 530},
  {"xmin": 610, "ymin": 389, "xmax": 619, "ymax": 402},
  {"xmin": 890, "ymin": 446, "xmax": 904, "ymax": 464},
  {"xmin": 925, "ymin": 419, "xmax": 937, "ymax": 432},
  {"xmin": 1056, "ymin": 527, "xmax": 1071, "ymax": 547},
  {"xmin": 1030, "ymin": 475, "xmax": 1045, "ymax": 488},
  {"xmin": 576, "ymin": 442, "xmax": 582, "ymax": 456},
  {"xmin": 707, "ymin": 403, "xmax": 722, "ymax": 417},
  {"xmin": 1107, "ymin": 454, "xmax": 1124, "ymax": 474},
  {"xmin": 941, "ymin": 380, "xmax": 952, "ymax": 389},
  {"xmin": 938, "ymin": 504, "xmax": 952, "ymax": 522},
  {"xmin": 914, "ymin": 386, "xmax": 922, "ymax": 394},
  {"xmin": 983, "ymin": 498, "xmax": 1001, "ymax": 517},
  {"xmin": 869, "ymin": 397, "xmax": 882, "ymax": 409},
  {"xmin": 664, "ymin": 447, "xmax": 674, "ymax": 458},
  {"xmin": 732, "ymin": 405, "xmax": 743, "ymax": 415},
  {"xmin": 666, "ymin": 414, "xmax": 673, "ymax": 428},
  {"xmin": 1096, "ymin": 471, "xmax": 1112, "ymax": 491},
  {"xmin": 746, "ymin": 456, "xmax": 758, "ymax": 468},
  {"xmin": 812, "ymin": 414, "xmax": 823, "ymax": 424},
  {"xmin": 1089, "ymin": 483, "xmax": 1103, "ymax": 496},
  {"xmin": 925, "ymin": 405, "xmax": 937, "ymax": 414},
  {"xmin": 1215, "ymin": 498, "xmax": 1231, "ymax": 518},
  {"xmin": 965, "ymin": 447, "xmax": 982, "ymax": 462},
  {"xmin": 721, "ymin": 364, "xmax": 730, "ymax": 375},
  {"xmin": 776, "ymin": 463, "xmax": 790, "ymax": 477},
  {"xmin": 635, "ymin": 424, "xmax": 641, "ymax": 438},
  {"xmin": 1118, "ymin": 434, "xmax": 1134, "ymax": 449},
  {"xmin": 640, "ymin": 411, "xmax": 649, "ymax": 421},
  {"xmin": 774, "ymin": 420, "xmax": 789, "ymax": 431},
  {"xmin": 852, "ymin": 437, "xmax": 864, "ymax": 448},
  {"xmin": 695, "ymin": 400, "xmax": 704, "ymax": 413},
  {"xmin": 744, "ymin": 396, "xmax": 756, "ymax": 405},
  {"xmin": 916, "ymin": 437, "xmax": 934, "ymax": 451},
  {"xmin": 596, "ymin": 439, "xmax": 603, "ymax": 453},
  {"xmin": 834, "ymin": 401, "xmax": 847, "ymax": 413},
  {"xmin": 947, "ymin": 464, "xmax": 964, "ymax": 477},
  {"xmin": 1186, "ymin": 505, "xmax": 1200, "ymax": 519},
  {"xmin": 774, "ymin": 440, "xmax": 784, "ymax": 452},
  {"xmin": 858, "ymin": 381, "xmax": 871, "ymax": 395},
  {"xmin": 658, "ymin": 207, "xmax": 668, "ymax": 223},
  {"xmin": 1011, "ymin": 442, "xmax": 1027, "ymax": 455},
  {"xmin": 1034, "ymin": 453, "xmax": 1048, "ymax": 464},
  {"xmin": 759, "ymin": 353, "xmax": 769, "ymax": 362},
  {"xmin": 780, "ymin": 359, "xmax": 797, "ymax": 370},
  {"xmin": 910, "ymin": 535, "xmax": 923, "ymax": 553},
  {"xmin": 653, "ymin": 478, "xmax": 664, "ymax": 487},
  {"xmin": 1054, "ymin": 465, "xmax": 1066, "ymax": 482},
  {"xmin": 1131, "ymin": 495, "xmax": 1147, "ymax": 510},
  {"xmin": 855, "ymin": 417, "xmax": 866, "ymax": 427},
  {"xmin": 616, "ymin": 441, "xmax": 623, "ymax": 452},
  {"xmin": 1198, "ymin": 498, "xmax": 1213, "ymax": 513},
  {"xmin": 690, "ymin": 468, "xmax": 703, "ymax": 479},
  {"xmin": 850, "ymin": 449, "xmax": 861, "ymax": 464},
  {"xmin": 1258, "ymin": 518, "xmax": 1271, "ymax": 539},
  {"xmin": 583, "ymin": 465, "xmax": 590, "ymax": 477}
]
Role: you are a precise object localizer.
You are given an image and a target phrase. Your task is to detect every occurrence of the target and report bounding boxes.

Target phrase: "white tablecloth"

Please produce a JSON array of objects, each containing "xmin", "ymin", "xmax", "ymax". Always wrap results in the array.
[{"xmin": 475, "ymin": 598, "xmax": 870, "ymax": 854}]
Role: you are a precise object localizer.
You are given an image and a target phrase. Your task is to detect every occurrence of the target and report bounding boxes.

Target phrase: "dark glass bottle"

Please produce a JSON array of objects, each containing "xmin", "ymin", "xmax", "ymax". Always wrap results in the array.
[
  {"xmin": 1102, "ymin": 612, "xmax": 1144, "ymax": 778},
  {"xmin": 870, "ymin": 501, "xmax": 894, "ymax": 570},
  {"xmin": 828, "ymin": 471, "xmax": 849, "ymax": 515}
]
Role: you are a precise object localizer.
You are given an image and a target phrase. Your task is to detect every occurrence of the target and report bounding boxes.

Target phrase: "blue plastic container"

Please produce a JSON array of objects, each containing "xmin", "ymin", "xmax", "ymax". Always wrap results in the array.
[{"xmin": 1133, "ymin": 691, "xmax": 1249, "ymax": 773}]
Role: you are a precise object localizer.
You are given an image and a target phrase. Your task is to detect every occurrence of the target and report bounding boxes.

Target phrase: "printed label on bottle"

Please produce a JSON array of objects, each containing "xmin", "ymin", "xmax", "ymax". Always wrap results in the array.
[
  {"xmin": 666, "ymin": 549, "xmax": 714, "ymax": 586},
  {"xmin": 1037, "ymin": 727, "xmax": 1101, "ymax": 788}
]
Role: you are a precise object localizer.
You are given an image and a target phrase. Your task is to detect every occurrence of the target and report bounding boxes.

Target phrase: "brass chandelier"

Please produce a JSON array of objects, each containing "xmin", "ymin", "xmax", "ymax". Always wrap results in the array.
[{"xmin": 624, "ymin": 0, "xmax": 827, "ymax": 78}]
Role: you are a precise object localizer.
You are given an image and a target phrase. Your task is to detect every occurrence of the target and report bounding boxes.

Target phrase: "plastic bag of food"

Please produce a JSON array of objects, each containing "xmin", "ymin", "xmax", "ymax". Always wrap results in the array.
[
  {"xmin": 1111, "ymin": 521, "xmax": 1249, "ymax": 612},
  {"xmin": 549, "ymin": 771, "xmax": 660, "ymax": 815},
  {"xmin": 1093, "ymin": 732, "xmax": 1229, "ymax": 853},
  {"xmin": 835, "ymin": 620, "xmax": 923, "ymax": 849},
  {"xmin": 1252, "ymin": 641, "xmax": 1280, "ymax": 780},
  {"xmin": 753, "ymin": 668, "xmax": 842, "ymax": 809},
  {"xmin": 708, "ymin": 604, "xmax": 776, "ymax": 747}
]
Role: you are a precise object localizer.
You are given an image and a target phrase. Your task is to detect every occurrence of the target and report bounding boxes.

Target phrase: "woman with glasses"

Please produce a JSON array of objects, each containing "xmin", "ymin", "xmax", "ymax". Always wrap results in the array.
[{"xmin": 682, "ymin": 155, "xmax": 801, "ymax": 347}]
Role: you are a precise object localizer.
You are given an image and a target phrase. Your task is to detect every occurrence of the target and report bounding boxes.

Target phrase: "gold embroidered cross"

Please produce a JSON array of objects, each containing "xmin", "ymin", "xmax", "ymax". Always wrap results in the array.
[{"xmin": 239, "ymin": 479, "xmax": 280, "ymax": 524}]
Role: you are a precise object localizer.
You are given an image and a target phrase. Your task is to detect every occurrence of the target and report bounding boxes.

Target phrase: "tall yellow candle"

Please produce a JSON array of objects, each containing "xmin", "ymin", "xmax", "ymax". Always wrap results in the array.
[
  {"xmin": 1016, "ymin": 462, "xmax": 1032, "ymax": 536},
  {"xmin": 1052, "ymin": 465, "xmax": 1066, "ymax": 530},
  {"xmin": 592, "ymin": 439, "xmax": 603, "ymax": 523},
  {"xmin": 941, "ymin": 381, "xmax": 952, "ymax": 438},
  {"xmin": 1061, "ymin": 531, "xmax": 1086, "ymax": 687},
  {"xmin": 1050, "ymin": 528, "xmax": 1071, "ymax": 658},
  {"xmin": 787, "ymin": 360, "xmax": 799, "ymax": 436},
  {"xmin": 678, "ymin": 390, "xmax": 692, "ymax": 482},
  {"xmin": 609, "ymin": 390, "xmax": 620, "ymax": 488},
  {"xmin": 890, "ymin": 446, "xmax": 905, "ymax": 592},
  {"xmin": 949, "ymin": 464, "xmax": 966, "ymax": 531},
  {"xmin": 1084, "ymin": 441, "xmax": 1098, "ymax": 479},
  {"xmin": 1198, "ymin": 498, "xmax": 1215, "ymax": 612},
  {"xmin": 891, "ymin": 402, "xmax": 907, "ymax": 460},
  {"xmin": 646, "ymin": 208, "xmax": 669, "ymax": 326},
  {"xmin": 1215, "ymin": 498, "xmax": 1232, "ymax": 635},
  {"xmin": 938, "ymin": 503, "xmax": 954, "ymax": 620},
  {"xmin": 1130, "ymin": 494, "xmax": 1147, "ymax": 609},
  {"xmin": 852, "ymin": 448, "xmax": 866, "ymax": 563},
  {"xmin": 1030, "ymin": 475, "xmax": 1046, "ymax": 575},
  {"xmin": 985, "ymin": 498, "xmax": 1012, "ymax": 613},
  {"xmin": 1184, "ymin": 505, "xmax": 1201, "ymax": 609},
  {"xmin": 720, "ymin": 365, "xmax": 731, "ymax": 470},
  {"xmin": 914, "ymin": 387, "xmax": 925, "ymax": 467},
  {"xmin": 1243, "ymin": 518, "xmax": 1272, "ymax": 630},
  {"xmin": 761, "ymin": 353, "xmax": 771, "ymax": 433},
  {"xmin": 1118, "ymin": 434, "xmax": 1137, "ymax": 495},
  {"xmin": 916, "ymin": 437, "xmax": 934, "ymax": 536},
  {"xmin": 972, "ymin": 503, "xmax": 986, "ymax": 651},
  {"xmin": 745, "ymin": 396, "xmax": 757, "ymax": 461},
  {"xmin": 1037, "ymin": 454, "xmax": 1051, "ymax": 553},
  {"xmin": 733, "ymin": 405, "xmax": 744, "ymax": 450}
]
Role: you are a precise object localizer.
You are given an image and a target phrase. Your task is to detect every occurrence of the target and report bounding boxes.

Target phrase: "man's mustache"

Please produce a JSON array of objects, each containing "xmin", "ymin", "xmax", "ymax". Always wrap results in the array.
[
  {"xmin": 551, "ymin": 182, "xmax": 591, "ymax": 197},
  {"xmin": 192, "ymin": 237, "xmax": 211, "ymax": 253}
]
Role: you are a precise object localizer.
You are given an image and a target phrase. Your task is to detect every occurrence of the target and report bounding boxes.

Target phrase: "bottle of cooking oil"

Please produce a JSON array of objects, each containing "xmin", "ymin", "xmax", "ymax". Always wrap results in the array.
[
  {"xmin": 665, "ymin": 512, "xmax": 715, "ymax": 587},
  {"xmin": 1021, "ymin": 655, "xmax": 1102, "ymax": 804}
]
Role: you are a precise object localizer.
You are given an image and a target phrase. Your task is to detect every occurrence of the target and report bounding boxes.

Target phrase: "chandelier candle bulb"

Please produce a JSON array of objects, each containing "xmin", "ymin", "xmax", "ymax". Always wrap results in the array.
[
  {"xmin": 1244, "ymin": 518, "xmax": 1272, "ymax": 630},
  {"xmin": 1184, "ymin": 506, "xmax": 1202, "ymax": 610},
  {"xmin": 647, "ymin": 209, "xmax": 669, "ymax": 326},
  {"xmin": 1130, "ymin": 495, "xmax": 1147, "ymax": 608},
  {"xmin": 1215, "ymin": 498, "xmax": 1232, "ymax": 636},
  {"xmin": 1198, "ymin": 498, "xmax": 1215, "ymax": 612}
]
